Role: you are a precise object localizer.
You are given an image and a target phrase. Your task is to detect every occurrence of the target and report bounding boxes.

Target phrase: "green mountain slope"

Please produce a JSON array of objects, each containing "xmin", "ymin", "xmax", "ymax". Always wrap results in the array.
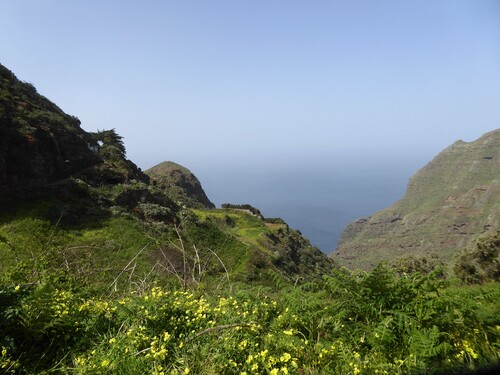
[
  {"xmin": 0, "ymin": 63, "xmax": 334, "ymax": 286},
  {"xmin": 334, "ymin": 129, "xmax": 500, "ymax": 270}
]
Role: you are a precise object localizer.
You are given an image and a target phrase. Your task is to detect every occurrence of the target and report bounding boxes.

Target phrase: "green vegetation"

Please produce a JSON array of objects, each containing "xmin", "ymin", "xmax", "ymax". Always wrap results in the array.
[
  {"xmin": 221, "ymin": 204, "xmax": 264, "ymax": 219},
  {"xmin": 1, "ymin": 250, "xmax": 499, "ymax": 374},
  {"xmin": 3, "ymin": 196, "xmax": 497, "ymax": 374},
  {"xmin": 454, "ymin": 231, "xmax": 500, "ymax": 284},
  {"xmin": 1, "ymin": 62, "xmax": 499, "ymax": 374}
]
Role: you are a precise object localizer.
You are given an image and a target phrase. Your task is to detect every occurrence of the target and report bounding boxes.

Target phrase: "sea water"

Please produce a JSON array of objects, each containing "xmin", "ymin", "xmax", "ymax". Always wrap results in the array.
[{"xmin": 194, "ymin": 159, "xmax": 420, "ymax": 254}]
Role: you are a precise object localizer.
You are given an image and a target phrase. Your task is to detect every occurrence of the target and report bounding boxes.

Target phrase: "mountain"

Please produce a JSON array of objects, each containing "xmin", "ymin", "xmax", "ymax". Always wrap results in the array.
[
  {"xmin": 146, "ymin": 161, "xmax": 215, "ymax": 209},
  {"xmin": 334, "ymin": 129, "xmax": 500, "ymax": 270},
  {"xmin": 0, "ymin": 63, "xmax": 335, "ymax": 285}
]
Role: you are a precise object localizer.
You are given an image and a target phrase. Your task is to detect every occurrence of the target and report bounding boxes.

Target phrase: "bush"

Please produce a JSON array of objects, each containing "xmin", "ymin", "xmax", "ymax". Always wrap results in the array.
[{"xmin": 454, "ymin": 231, "xmax": 500, "ymax": 284}]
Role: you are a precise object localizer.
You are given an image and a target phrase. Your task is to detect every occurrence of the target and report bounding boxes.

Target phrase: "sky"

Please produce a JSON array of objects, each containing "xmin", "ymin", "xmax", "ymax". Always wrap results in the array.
[{"xmin": 1, "ymin": 0, "xmax": 499, "ymax": 172}]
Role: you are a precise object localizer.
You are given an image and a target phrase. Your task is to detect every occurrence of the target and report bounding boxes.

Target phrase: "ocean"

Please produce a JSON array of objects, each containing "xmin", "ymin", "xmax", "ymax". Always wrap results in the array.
[{"xmin": 194, "ymin": 159, "xmax": 421, "ymax": 254}]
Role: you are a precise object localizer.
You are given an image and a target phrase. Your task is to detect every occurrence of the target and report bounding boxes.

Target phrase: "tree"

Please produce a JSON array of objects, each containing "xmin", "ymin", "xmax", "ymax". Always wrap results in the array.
[{"xmin": 90, "ymin": 129, "xmax": 126, "ymax": 159}]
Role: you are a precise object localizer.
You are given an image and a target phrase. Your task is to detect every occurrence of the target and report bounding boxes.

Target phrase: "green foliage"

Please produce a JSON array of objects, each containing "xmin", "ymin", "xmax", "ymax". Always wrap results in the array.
[
  {"xmin": 454, "ymin": 231, "xmax": 500, "ymax": 284},
  {"xmin": 90, "ymin": 129, "xmax": 126, "ymax": 159},
  {"xmin": 190, "ymin": 208, "xmax": 334, "ymax": 281},
  {"xmin": 390, "ymin": 254, "xmax": 445, "ymax": 276},
  {"xmin": 221, "ymin": 203, "xmax": 264, "ymax": 219},
  {"xmin": 138, "ymin": 203, "xmax": 175, "ymax": 223},
  {"xmin": 321, "ymin": 265, "xmax": 499, "ymax": 373},
  {"xmin": 263, "ymin": 217, "xmax": 287, "ymax": 225},
  {"xmin": 0, "ymin": 211, "xmax": 159, "ymax": 291},
  {"xmin": 1, "ymin": 256, "xmax": 498, "ymax": 374},
  {"xmin": 184, "ymin": 220, "xmax": 250, "ymax": 276}
]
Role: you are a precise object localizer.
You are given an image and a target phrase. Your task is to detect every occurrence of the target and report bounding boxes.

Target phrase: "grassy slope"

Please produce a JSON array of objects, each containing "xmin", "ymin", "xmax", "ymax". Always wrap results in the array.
[
  {"xmin": 192, "ymin": 208, "xmax": 285, "ymax": 254},
  {"xmin": 0, "ymin": 194, "xmax": 331, "ymax": 294},
  {"xmin": 0, "ymin": 209, "xmax": 156, "ymax": 291}
]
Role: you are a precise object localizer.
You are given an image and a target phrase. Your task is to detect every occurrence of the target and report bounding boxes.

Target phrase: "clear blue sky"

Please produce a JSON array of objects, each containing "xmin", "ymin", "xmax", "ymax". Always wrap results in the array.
[{"xmin": 1, "ymin": 0, "xmax": 499, "ymax": 172}]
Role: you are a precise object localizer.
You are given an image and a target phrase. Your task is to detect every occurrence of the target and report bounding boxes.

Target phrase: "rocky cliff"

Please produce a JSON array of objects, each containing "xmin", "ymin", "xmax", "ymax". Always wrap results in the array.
[{"xmin": 334, "ymin": 129, "xmax": 500, "ymax": 270}]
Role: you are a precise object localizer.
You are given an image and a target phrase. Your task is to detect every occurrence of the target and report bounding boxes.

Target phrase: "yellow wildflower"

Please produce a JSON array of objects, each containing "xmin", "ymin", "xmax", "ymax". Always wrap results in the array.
[{"xmin": 280, "ymin": 353, "xmax": 291, "ymax": 363}]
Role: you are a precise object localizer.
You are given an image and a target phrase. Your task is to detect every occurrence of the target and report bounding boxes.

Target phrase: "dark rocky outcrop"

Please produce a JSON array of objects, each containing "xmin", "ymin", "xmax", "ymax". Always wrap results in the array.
[
  {"xmin": 334, "ymin": 129, "xmax": 500, "ymax": 270},
  {"xmin": 0, "ymin": 64, "xmax": 100, "ymax": 186},
  {"xmin": 0, "ymin": 63, "xmax": 148, "ymax": 191}
]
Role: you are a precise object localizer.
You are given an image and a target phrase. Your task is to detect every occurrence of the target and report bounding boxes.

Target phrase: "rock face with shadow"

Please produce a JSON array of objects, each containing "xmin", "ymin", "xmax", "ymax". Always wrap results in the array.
[
  {"xmin": 334, "ymin": 129, "xmax": 500, "ymax": 270},
  {"xmin": 0, "ymin": 64, "xmax": 100, "ymax": 187}
]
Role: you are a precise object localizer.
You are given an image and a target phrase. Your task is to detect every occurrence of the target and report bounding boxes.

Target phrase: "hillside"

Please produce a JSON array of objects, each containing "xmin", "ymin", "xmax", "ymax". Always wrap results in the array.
[
  {"xmin": 0, "ymin": 62, "xmax": 334, "ymax": 285},
  {"xmin": 146, "ymin": 161, "xmax": 215, "ymax": 209},
  {"xmin": 0, "ymin": 64, "xmax": 100, "ymax": 187},
  {"xmin": 0, "ymin": 64, "xmax": 499, "ymax": 375},
  {"xmin": 334, "ymin": 129, "xmax": 500, "ymax": 270}
]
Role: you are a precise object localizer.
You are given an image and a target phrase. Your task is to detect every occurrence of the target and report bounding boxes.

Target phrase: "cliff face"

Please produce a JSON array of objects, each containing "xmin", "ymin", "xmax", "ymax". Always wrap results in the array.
[
  {"xmin": 0, "ymin": 64, "xmax": 100, "ymax": 186},
  {"xmin": 334, "ymin": 129, "xmax": 500, "ymax": 270},
  {"xmin": 146, "ymin": 161, "xmax": 215, "ymax": 209},
  {"xmin": 0, "ymin": 64, "xmax": 149, "ymax": 190}
]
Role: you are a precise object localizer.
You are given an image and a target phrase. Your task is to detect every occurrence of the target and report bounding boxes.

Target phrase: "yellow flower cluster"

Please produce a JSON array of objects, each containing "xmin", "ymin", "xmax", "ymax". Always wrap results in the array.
[
  {"xmin": 234, "ymin": 348, "xmax": 298, "ymax": 374},
  {"xmin": 57, "ymin": 284, "xmax": 437, "ymax": 374},
  {"xmin": 1, "ymin": 346, "xmax": 20, "ymax": 373},
  {"xmin": 78, "ymin": 299, "xmax": 117, "ymax": 319},
  {"xmin": 145, "ymin": 332, "xmax": 171, "ymax": 361},
  {"xmin": 348, "ymin": 361, "xmax": 361, "ymax": 375},
  {"xmin": 43, "ymin": 289, "xmax": 80, "ymax": 318},
  {"xmin": 454, "ymin": 340, "xmax": 479, "ymax": 360}
]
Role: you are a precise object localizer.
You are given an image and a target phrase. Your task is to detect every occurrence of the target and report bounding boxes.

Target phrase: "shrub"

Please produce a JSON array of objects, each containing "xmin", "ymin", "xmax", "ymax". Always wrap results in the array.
[{"xmin": 454, "ymin": 231, "xmax": 500, "ymax": 284}]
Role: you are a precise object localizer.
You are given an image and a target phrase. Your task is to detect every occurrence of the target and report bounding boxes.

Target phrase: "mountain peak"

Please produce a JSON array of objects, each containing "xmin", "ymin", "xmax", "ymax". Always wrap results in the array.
[{"xmin": 146, "ymin": 161, "xmax": 215, "ymax": 209}]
